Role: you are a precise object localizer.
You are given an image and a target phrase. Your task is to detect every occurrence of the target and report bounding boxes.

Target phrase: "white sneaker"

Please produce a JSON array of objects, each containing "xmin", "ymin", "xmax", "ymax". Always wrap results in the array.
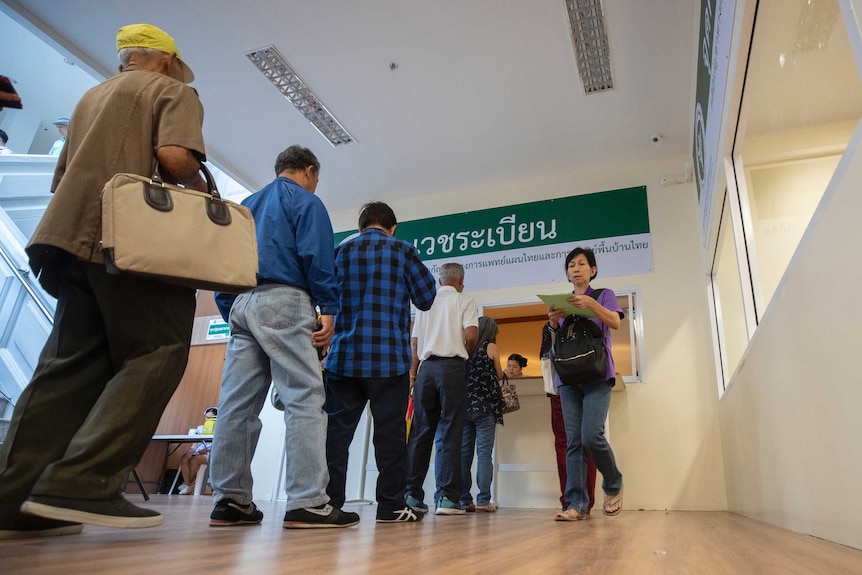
[{"xmin": 177, "ymin": 484, "xmax": 191, "ymax": 495}]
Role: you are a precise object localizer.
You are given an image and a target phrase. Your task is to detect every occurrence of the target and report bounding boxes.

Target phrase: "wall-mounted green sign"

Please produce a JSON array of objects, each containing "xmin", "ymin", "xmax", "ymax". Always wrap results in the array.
[
  {"xmin": 335, "ymin": 186, "xmax": 653, "ymax": 292},
  {"xmin": 206, "ymin": 319, "xmax": 230, "ymax": 340},
  {"xmin": 335, "ymin": 186, "xmax": 648, "ymax": 260}
]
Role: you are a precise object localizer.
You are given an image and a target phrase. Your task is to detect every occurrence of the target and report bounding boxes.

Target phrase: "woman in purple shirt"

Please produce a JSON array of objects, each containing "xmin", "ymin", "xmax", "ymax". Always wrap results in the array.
[{"xmin": 547, "ymin": 247, "xmax": 624, "ymax": 521}]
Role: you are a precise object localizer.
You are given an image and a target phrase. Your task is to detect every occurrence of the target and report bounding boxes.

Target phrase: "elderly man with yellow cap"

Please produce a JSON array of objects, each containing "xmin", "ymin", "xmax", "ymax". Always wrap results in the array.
[{"xmin": 0, "ymin": 24, "xmax": 207, "ymax": 539}]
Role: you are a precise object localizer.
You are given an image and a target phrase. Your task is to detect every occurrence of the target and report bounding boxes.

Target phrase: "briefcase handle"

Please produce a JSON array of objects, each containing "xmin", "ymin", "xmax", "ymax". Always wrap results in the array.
[{"xmin": 147, "ymin": 162, "xmax": 232, "ymax": 226}]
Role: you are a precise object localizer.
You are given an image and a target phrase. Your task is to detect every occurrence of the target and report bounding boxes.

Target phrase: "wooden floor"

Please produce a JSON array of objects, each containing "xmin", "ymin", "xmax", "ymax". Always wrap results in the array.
[{"xmin": 3, "ymin": 496, "xmax": 861, "ymax": 574}]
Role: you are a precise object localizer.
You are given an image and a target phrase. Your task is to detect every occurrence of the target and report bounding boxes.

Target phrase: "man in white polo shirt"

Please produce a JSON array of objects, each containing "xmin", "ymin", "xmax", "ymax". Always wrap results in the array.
[{"xmin": 406, "ymin": 262, "xmax": 478, "ymax": 515}]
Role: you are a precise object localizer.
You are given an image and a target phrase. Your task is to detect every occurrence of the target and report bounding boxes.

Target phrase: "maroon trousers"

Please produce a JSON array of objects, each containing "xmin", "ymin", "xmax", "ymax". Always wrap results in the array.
[{"xmin": 550, "ymin": 394, "xmax": 596, "ymax": 510}]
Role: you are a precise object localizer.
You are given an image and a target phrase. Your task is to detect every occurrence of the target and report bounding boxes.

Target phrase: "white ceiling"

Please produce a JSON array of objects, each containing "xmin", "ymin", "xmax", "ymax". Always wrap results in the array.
[{"xmin": 1, "ymin": 0, "xmax": 700, "ymax": 212}]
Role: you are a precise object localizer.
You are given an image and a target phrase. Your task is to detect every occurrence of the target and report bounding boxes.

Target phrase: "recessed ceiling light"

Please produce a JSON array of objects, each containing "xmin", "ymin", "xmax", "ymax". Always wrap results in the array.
[{"xmin": 246, "ymin": 46, "xmax": 355, "ymax": 147}]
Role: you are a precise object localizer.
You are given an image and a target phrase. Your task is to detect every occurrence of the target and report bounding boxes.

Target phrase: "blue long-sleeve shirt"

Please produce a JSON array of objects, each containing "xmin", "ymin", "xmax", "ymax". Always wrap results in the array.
[{"xmin": 215, "ymin": 177, "xmax": 339, "ymax": 319}]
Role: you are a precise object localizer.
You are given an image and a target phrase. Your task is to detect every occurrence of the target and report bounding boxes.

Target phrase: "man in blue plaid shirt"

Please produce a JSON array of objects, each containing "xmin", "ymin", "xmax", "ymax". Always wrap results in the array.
[{"xmin": 324, "ymin": 202, "xmax": 437, "ymax": 523}]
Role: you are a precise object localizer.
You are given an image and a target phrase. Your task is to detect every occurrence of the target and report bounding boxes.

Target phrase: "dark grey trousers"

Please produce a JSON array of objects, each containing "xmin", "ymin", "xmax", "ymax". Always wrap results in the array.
[{"xmin": 0, "ymin": 259, "xmax": 195, "ymax": 508}]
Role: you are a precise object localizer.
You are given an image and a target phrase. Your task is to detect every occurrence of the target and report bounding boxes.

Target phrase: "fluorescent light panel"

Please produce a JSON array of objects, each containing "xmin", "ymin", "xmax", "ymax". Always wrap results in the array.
[
  {"xmin": 246, "ymin": 46, "xmax": 354, "ymax": 147},
  {"xmin": 565, "ymin": 0, "xmax": 613, "ymax": 94}
]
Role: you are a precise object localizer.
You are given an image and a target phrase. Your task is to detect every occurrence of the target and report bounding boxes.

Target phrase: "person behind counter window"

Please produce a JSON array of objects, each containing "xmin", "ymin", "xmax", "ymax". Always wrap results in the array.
[
  {"xmin": 505, "ymin": 353, "xmax": 527, "ymax": 379},
  {"xmin": 549, "ymin": 247, "xmax": 624, "ymax": 522}
]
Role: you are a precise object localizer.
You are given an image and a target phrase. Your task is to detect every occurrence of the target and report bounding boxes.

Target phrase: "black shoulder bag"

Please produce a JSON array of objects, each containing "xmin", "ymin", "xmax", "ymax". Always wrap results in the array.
[{"xmin": 552, "ymin": 289, "xmax": 607, "ymax": 386}]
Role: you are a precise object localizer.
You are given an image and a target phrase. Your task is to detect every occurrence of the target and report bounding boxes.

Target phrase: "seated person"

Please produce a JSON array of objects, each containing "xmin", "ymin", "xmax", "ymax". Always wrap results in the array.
[
  {"xmin": 178, "ymin": 407, "xmax": 216, "ymax": 495},
  {"xmin": 178, "ymin": 443, "xmax": 209, "ymax": 495}
]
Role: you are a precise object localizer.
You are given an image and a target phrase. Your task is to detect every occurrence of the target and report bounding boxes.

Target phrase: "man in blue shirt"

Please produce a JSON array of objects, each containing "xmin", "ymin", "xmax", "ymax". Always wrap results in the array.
[
  {"xmin": 209, "ymin": 146, "xmax": 359, "ymax": 529},
  {"xmin": 324, "ymin": 202, "xmax": 437, "ymax": 523}
]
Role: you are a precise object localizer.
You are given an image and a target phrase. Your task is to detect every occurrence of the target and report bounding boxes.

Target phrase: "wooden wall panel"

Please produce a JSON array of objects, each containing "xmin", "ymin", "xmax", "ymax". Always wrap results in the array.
[{"xmin": 128, "ymin": 291, "xmax": 227, "ymax": 493}]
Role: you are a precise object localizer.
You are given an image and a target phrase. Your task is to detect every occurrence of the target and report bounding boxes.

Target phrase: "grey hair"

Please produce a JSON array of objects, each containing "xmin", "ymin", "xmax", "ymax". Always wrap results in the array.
[
  {"xmin": 438, "ymin": 263, "xmax": 465, "ymax": 281},
  {"xmin": 274, "ymin": 145, "xmax": 320, "ymax": 176},
  {"xmin": 118, "ymin": 46, "xmax": 164, "ymax": 67},
  {"xmin": 476, "ymin": 317, "xmax": 499, "ymax": 347}
]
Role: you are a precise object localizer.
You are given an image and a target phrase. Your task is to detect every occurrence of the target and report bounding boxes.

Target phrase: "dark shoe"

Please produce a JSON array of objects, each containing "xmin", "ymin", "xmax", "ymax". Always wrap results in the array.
[
  {"xmin": 21, "ymin": 495, "xmax": 161, "ymax": 528},
  {"xmin": 462, "ymin": 502, "xmax": 476, "ymax": 513},
  {"xmin": 283, "ymin": 504, "xmax": 360, "ymax": 529},
  {"xmin": 209, "ymin": 499, "xmax": 264, "ymax": 527},
  {"xmin": 0, "ymin": 508, "xmax": 83, "ymax": 540},
  {"xmin": 376, "ymin": 506, "xmax": 424, "ymax": 523},
  {"xmin": 405, "ymin": 495, "xmax": 428, "ymax": 514}
]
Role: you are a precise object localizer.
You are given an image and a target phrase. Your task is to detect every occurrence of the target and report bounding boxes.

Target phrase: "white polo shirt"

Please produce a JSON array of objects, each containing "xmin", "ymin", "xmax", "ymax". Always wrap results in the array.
[{"xmin": 412, "ymin": 285, "xmax": 479, "ymax": 360}]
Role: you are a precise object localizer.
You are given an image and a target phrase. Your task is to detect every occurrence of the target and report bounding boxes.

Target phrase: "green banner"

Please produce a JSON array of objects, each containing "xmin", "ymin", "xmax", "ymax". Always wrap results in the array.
[
  {"xmin": 693, "ymin": 0, "xmax": 717, "ymax": 201},
  {"xmin": 335, "ymin": 186, "xmax": 648, "ymax": 261}
]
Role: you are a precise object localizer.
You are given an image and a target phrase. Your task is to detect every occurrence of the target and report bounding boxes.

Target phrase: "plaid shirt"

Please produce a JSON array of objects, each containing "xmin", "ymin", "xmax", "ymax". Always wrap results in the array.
[{"xmin": 325, "ymin": 228, "xmax": 437, "ymax": 378}]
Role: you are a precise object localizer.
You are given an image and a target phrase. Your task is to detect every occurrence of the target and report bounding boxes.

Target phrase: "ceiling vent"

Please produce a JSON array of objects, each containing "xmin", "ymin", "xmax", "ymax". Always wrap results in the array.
[
  {"xmin": 565, "ymin": 0, "xmax": 614, "ymax": 94},
  {"xmin": 246, "ymin": 46, "xmax": 354, "ymax": 147}
]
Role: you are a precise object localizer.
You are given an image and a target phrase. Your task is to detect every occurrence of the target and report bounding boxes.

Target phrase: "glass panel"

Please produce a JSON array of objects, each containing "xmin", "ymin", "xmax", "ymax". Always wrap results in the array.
[
  {"xmin": 610, "ymin": 293, "xmax": 640, "ymax": 382},
  {"xmin": 712, "ymin": 192, "xmax": 748, "ymax": 388},
  {"xmin": 735, "ymin": 0, "xmax": 862, "ymax": 316}
]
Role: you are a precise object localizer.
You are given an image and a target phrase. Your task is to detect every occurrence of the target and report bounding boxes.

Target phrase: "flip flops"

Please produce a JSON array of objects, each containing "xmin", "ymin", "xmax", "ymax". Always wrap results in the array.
[
  {"xmin": 554, "ymin": 508, "xmax": 587, "ymax": 521},
  {"xmin": 603, "ymin": 486, "xmax": 623, "ymax": 516}
]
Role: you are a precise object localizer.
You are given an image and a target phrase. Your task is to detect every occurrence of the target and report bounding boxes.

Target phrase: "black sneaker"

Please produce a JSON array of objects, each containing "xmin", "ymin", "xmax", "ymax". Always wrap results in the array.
[
  {"xmin": 209, "ymin": 499, "xmax": 264, "ymax": 527},
  {"xmin": 376, "ymin": 506, "xmax": 424, "ymax": 523},
  {"xmin": 21, "ymin": 495, "xmax": 162, "ymax": 528},
  {"xmin": 283, "ymin": 504, "xmax": 360, "ymax": 529},
  {"xmin": 0, "ymin": 508, "xmax": 83, "ymax": 540}
]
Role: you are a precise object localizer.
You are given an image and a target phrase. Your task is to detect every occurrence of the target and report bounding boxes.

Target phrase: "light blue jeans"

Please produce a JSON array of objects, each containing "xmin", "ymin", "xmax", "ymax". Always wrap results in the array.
[
  {"xmin": 209, "ymin": 285, "xmax": 330, "ymax": 512},
  {"xmin": 558, "ymin": 379, "xmax": 622, "ymax": 513},
  {"xmin": 460, "ymin": 410, "xmax": 496, "ymax": 506}
]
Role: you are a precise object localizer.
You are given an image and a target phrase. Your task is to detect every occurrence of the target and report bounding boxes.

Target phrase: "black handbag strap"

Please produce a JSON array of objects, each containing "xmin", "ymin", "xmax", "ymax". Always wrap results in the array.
[
  {"xmin": 151, "ymin": 161, "xmax": 220, "ymax": 199},
  {"xmin": 146, "ymin": 161, "xmax": 232, "ymax": 226}
]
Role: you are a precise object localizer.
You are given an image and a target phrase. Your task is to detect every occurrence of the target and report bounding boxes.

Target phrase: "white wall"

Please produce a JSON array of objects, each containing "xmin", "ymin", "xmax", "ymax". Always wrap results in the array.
[
  {"xmin": 329, "ymin": 153, "xmax": 728, "ymax": 511},
  {"xmin": 718, "ymin": 119, "xmax": 862, "ymax": 549}
]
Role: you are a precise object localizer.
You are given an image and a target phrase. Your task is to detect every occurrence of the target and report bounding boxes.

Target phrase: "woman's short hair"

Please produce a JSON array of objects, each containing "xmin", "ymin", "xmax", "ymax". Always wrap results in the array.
[
  {"xmin": 564, "ymin": 247, "xmax": 598, "ymax": 280},
  {"xmin": 508, "ymin": 353, "xmax": 527, "ymax": 368},
  {"xmin": 274, "ymin": 145, "xmax": 320, "ymax": 176}
]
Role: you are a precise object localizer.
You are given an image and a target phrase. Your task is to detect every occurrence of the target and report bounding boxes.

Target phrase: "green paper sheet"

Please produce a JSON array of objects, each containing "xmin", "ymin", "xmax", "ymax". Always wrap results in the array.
[{"xmin": 537, "ymin": 293, "xmax": 596, "ymax": 318}]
